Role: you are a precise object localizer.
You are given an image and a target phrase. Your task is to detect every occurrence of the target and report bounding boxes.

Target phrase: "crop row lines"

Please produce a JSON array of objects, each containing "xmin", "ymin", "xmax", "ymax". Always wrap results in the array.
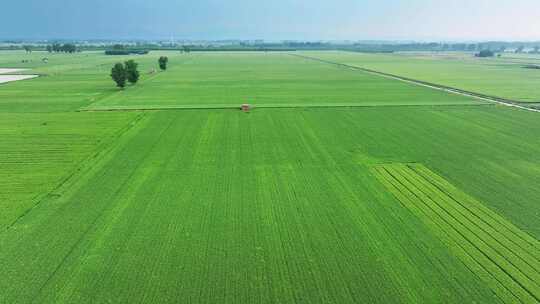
[
  {"xmin": 372, "ymin": 164, "xmax": 540, "ymax": 304},
  {"xmin": 409, "ymin": 164, "xmax": 540, "ymax": 256}
]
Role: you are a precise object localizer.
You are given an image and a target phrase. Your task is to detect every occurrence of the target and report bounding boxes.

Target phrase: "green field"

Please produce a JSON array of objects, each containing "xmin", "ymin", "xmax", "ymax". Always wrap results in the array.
[
  {"xmin": 1, "ymin": 50, "xmax": 539, "ymax": 303},
  {"xmin": 301, "ymin": 51, "xmax": 540, "ymax": 103}
]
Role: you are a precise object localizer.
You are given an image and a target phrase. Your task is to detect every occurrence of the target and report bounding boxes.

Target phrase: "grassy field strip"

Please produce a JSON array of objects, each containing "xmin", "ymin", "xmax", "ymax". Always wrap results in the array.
[
  {"xmin": 292, "ymin": 53, "xmax": 540, "ymax": 113},
  {"xmin": 372, "ymin": 164, "xmax": 540, "ymax": 303}
]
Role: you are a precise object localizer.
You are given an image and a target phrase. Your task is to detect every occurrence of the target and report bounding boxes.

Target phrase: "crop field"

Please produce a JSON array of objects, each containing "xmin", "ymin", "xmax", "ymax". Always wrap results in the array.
[
  {"xmin": 84, "ymin": 52, "xmax": 477, "ymax": 110},
  {"xmin": 1, "ymin": 51, "xmax": 539, "ymax": 303},
  {"xmin": 301, "ymin": 51, "xmax": 540, "ymax": 103}
]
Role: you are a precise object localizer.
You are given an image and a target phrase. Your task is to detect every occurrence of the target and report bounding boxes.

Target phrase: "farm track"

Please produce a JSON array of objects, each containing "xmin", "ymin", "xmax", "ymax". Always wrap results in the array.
[
  {"xmin": 79, "ymin": 103, "xmax": 491, "ymax": 112},
  {"xmin": 372, "ymin": 163, "xmax": 540, "ymax": 303},
  {"xmin": 291, "ymin": 54, "xmax": 540, "ymax": 113}
]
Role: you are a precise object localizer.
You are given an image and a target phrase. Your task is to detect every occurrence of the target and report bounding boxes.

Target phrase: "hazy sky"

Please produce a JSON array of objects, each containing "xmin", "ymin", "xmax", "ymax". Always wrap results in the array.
[{"xmin": 2, "ymin": 0, "xmax": 539, "ymax": 41}]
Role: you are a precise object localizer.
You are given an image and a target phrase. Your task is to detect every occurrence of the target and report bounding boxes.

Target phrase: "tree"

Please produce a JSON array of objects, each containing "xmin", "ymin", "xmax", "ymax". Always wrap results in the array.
[
  {"xmin": 52, "ymin": 43, "xmax": 62, "ymax": 52},
  {"xmin": 125, "ymin": 60, "xmax": 140, "ymax": 84},
  {"xmin": 23, "ymin": 45, "xmax": 32, "ymax": 53},
  {"xmin": 46, "ymin": 45, "xmax": 53, "ymax": 53},
  {"xmin": 111, "ymin": 63, "xmax": 127, "ymax": 88},
  {"xmin": 158, "ymin": 56, "xmax": 169, "ymax": 71},
  {"xmin": 61, "ymin": 43, "xmax": 77, "ymax": 53}
]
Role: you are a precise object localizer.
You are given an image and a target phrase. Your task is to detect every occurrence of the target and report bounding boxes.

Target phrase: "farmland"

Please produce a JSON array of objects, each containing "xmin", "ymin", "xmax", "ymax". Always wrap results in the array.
[
  {"xmin": 302, "ymin": 51, "xmax": 540, "ymax": 103},
  {"xmin": 1, "ymin": 50, "xmax": 539, "ymax": 303}
]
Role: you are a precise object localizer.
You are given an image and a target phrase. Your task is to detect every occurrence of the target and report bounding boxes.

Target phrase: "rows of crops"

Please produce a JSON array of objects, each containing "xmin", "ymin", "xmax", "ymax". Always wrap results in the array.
[
  {"xmin": 2, "ymin": 107, "xmax": 540, "ymax": 303},
  {"xmin": 0, "ymin": 111, "xmax": 139, "ymax": 229},
  {"xmin": 1, "ymin": 51, "xmax": 539, "ymax": 303},
  {"xmin": 0, "ymin": 110, "xmax": 503, "ymax": 303},
  {"xmin": 372, "ymin": 163, "xmax": 540, "ymax": 303}
]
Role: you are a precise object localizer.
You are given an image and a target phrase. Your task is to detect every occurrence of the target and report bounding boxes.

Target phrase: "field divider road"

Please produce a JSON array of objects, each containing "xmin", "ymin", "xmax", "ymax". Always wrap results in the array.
[
  {"xmin": 290, "ymin": 53, "xmax": 540, "ymax": 113},
  {"xmin": 78, "ymin": 103, "xmax": 491, "ymax": 112}
]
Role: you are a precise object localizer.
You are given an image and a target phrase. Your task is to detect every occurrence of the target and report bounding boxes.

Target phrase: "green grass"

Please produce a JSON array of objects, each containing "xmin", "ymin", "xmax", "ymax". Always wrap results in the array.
[
  {"xmin": 301, "ymin": 51, "xmax": 540, "ymax": 103},
  {"xmin": 1, "ymin": 50, "xmax": 539, "ymax": 303}
]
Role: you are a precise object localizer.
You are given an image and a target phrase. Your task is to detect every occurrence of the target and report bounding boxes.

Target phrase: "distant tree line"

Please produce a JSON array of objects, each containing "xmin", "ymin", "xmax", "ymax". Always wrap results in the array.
[
  {"xmin": 2, "ymin": 40, "xmax": 540, "ymax": 53},
  {"xmin": 347, "ymin": 42, "xmax": 540, "ymax": 54},
  {"xmin": 46, "ymin": 43, "xmax": 79, "ymax": 53},
  {"xmin": 105, "ymin": 50, "xmax": 149, "ymax": 55},
  {"xmin": 105, "ymin": 44, "xmax": 149, "ymax": 55},
  {"xmin": 475, "ymin": 50, "xmax": 495, "ymax": 58}
]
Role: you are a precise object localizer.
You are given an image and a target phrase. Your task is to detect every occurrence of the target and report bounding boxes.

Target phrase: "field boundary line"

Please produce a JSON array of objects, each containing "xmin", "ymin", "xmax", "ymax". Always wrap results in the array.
[
  {"xmin": 78, "ymin": 103, "xmax": 491, "ymax": 112},
  {"xmin": 290, "ymin": 53, "xmax": 540, "ymax": 113}
]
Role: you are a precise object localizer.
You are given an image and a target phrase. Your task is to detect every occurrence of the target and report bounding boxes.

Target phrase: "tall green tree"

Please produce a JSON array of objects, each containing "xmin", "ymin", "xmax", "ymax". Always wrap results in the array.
[
  {"xmin": 158, "ymin": 56, "xmax": 169, "ymax": 71},
  {"xmin": 111, "ymin": 63, "xmax": 127, "ymax": 88},
  {"xmin": 61, "ymin": 44, "xmax": 77, "ymax": 53},
  {"xmin": 125, "ymin": 60, "xmax": 140, "ymax": 84}
]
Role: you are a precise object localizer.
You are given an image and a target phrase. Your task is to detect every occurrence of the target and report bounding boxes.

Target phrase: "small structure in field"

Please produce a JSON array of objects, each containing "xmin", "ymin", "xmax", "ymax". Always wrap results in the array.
[{"xmin": 241, "ymin": 104, "xmax": 251, "ymax": 112}]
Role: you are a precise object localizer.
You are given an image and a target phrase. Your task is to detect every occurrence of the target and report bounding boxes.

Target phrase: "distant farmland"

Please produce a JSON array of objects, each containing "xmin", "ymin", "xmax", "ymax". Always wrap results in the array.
[
  {"xmin": 0, "ymin": 50, "xmax": 539, "ymax": 303},
  {"xmin": 303, "ymin": 51, "xmax": 540, "ymax": 103}
]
